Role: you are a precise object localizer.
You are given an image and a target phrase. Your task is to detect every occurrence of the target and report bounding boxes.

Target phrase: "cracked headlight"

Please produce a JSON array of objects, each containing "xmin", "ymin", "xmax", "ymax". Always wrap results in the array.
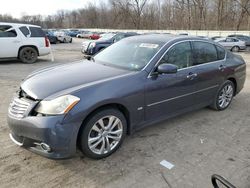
[{"xmin": 35, "ymin": 95, "xmax": 80, "ymax": 115}]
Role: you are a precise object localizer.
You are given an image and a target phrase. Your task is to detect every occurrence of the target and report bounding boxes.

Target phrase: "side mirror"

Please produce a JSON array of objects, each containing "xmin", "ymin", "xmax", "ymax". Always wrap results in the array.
[{"xmin": 157, "ymin": 63, "xmax": 178, "ymax": 74}]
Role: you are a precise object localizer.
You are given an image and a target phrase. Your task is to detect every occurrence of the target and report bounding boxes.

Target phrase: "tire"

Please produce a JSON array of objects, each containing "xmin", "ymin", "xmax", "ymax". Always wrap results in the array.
[
  {"xmin": 79, "ymin": 108, "xmax": 127, "ymax": 159},
  {"xmin": 19, "ymin": 47, "xmax": 38, "ymax": 64},
  {"xmin": 69, "ymin": 38, "xmax": 72, "ymax": 43},
  {"xmin": 231, "ymin": 46, "xmax": 240, "ymax": 52},
  {"xmin": 210, "ymin": 80, "xmax": 235, "ymax": 111}
]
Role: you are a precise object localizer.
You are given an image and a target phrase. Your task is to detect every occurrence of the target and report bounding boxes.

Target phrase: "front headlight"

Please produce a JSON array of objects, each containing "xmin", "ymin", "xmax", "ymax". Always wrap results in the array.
[
  {"xmin": 89, "ymin": 42, "xmax": 96, "ymax": 48},
  {"xmin": 35, "ymin": 95, "xmax": 80, "ymax": 115}
]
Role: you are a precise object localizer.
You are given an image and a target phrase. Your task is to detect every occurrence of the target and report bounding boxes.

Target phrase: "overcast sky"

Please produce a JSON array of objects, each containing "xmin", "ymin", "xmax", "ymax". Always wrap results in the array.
[{"xmin": 0, "ymin": 0, "xmax": 99, "ymax": 18}]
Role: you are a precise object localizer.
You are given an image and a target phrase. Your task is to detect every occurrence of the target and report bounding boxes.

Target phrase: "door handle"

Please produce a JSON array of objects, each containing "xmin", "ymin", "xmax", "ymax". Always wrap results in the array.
[
  {"xmin": 187, "ymin": 73, "xmax": 197, "ymax": 79},
  {"xmin": 13, "ymin": 40, "xmax": 21, "ymax": 43},
  {"xmin": 219, "ymin": 65, "xmax": 226, "ymax": 71}
]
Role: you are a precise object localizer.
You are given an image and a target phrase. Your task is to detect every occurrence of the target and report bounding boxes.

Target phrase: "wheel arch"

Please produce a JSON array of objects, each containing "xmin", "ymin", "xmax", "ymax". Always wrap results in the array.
[
  {"xmin": 76, "ymin": 103, "xmax": 131, "ymax": 148},
  {"xmin": 18, "ymin": 45, "xmax": 39, "ymax": 57},
  {"xmin": 227, "ymin": 77, "xmax": 237, "ymax": 96},
  {"xmin": 231, "ymin": 45, "xmax": 240, "ymax": 51}
]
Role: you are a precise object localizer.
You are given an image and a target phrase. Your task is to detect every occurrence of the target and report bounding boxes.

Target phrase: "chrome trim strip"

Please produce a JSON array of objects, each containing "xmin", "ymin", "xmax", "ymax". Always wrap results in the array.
[
  {"xmin": 9, "ymin": 133, "xmax": 23, "ymax": 146},
  {"xmin": 147, "ymin": 39, "xmax": 227, "ymax": 78},
  {"xmin": 147, "ymin": 85, "xmax": 219, "ymax": 107}
]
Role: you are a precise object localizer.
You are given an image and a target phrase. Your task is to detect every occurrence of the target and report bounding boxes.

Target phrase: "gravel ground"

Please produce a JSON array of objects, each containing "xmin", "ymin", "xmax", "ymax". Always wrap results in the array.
[{"xmin": 0, "ymin": 38, "xmax": 249, "ymax": 188}]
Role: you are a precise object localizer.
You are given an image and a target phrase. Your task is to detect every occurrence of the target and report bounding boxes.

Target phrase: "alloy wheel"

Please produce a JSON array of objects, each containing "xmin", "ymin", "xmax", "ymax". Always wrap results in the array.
[
  {"xmin": 88, "ymin": 115, "xmax": 123, "ymax": 155},
  {"xmin": 22, "ymin": 50, "xmax": 35, "ymax": 61},
  {"xmin": 218, "ymin": 84, "xmax": 234, "ymax": 109}
]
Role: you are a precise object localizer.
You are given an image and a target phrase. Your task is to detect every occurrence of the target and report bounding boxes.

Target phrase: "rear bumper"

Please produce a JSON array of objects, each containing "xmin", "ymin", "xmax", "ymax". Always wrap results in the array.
[
  {"xmin": 7, "ymin": 114, "xmax": 81, "ymax": 159},
  {"xmin": 39, "ymin": 47, "xmax": 50, "ymax": 56},
  {"xmin": 240, "ymin": 46, "xmax": 247, "ymax": 50}
]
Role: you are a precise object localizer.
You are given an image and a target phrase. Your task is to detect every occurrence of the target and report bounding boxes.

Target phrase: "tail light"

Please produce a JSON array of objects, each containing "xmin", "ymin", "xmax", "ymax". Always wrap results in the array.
[{"xmin": 45, "ymin": 36, "xmax": 50, "ymax": 47}]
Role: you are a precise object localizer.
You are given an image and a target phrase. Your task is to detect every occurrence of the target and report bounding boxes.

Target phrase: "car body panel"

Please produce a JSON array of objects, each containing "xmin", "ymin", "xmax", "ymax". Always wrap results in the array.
[{"xmin": 21, "ymin": 60, "xmax": 131, "ymax": 100}]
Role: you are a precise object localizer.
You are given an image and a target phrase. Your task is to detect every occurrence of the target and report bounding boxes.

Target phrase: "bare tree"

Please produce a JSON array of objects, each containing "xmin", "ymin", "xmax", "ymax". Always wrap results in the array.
[{"xmin": 1, "ymin": 0, "xmax": 250, "ymax": 30}]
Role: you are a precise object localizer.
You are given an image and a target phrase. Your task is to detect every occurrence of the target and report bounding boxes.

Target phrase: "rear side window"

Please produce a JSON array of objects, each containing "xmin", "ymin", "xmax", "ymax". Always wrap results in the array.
[
  {"xmin": 216, "ymin": 45, "xmax": 226, "ymax": 60},
  {"xmin": 19, "ymin": 26, "xmax": 30, "ymax": 37},
  {"xmin": 192, "ymin": 41, "xmax": 217, "ymax": 65},
  {"xmin": 0, "ymin": 25, "xmax": 17, "ymax": 37},
  {"xmin": 29, "ymin": 27, "xmax": 45, "ymax": 37}
]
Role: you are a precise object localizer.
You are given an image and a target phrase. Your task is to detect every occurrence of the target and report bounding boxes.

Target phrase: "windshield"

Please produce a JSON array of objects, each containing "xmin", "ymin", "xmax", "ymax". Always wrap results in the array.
[{"xmin": 94, "ymin": 39, "xmax": 164, "ymax": 71}]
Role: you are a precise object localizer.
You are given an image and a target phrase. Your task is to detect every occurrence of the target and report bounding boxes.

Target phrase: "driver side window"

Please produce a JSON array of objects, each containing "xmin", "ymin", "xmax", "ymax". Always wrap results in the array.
[{"xmin": 159, "ymin": 41, "xmax": 192, "ymax": 69}]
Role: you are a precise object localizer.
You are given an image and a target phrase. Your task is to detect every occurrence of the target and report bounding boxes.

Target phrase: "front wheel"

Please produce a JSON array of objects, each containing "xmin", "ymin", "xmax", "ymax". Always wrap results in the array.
[
  {"xmin": 210, "ymin": 80, "xmax": 235, "ymax": 111},
  {"xmin": 79, "ymin": 108, "xmax": 127, "ymax": 159}
]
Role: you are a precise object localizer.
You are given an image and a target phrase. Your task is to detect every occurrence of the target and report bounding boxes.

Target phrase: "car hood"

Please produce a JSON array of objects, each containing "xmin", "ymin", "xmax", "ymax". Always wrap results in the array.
[
  {"xmin": 21, "ymin": 60, "xmax": 131, "ymax": 100},
  {"xmin": 95, "ymin": 39, "xmax": 112, "ymax": 44}
]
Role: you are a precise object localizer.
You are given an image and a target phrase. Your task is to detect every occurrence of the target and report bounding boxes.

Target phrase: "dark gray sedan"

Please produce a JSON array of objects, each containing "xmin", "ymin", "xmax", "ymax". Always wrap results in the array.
[{"xmin": 8, "ymin": 35, "xmax": 246, "ymax": 159}]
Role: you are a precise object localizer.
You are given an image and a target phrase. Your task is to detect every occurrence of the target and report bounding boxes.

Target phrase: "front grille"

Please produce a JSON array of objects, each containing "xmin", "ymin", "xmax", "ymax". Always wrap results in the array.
[{"xmin": 8, "ymin": 97, "xmax": 31, "ymax": 118}]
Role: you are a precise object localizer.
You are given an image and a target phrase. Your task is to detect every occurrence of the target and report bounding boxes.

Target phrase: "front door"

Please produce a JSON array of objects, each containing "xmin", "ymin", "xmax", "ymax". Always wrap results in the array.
[{"xmin": 145, "ymin": 41, "xmax": 200, "ymax": 121}]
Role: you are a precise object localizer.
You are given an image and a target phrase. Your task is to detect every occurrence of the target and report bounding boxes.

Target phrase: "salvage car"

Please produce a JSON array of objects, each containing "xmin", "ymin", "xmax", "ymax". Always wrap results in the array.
[
  {"xmin": 0, "ymin": 22, "xmax": 50, "ymax": 63},
  {"xmin": 8, "ymin": 35, "xmax": 246, "ymax": 159},
  {"xmin": 76, "ymin": 31, "xmax": 93, "ymax": 38},
  {"xmin": 44, "ymin": 30, "xmax": 58, "ymax": 44},
  {"xmin": 228, "ymin": 34, "xmax": 250, "ymax": 46},
  {"xmin": 215, "ymin": 37, "xmax": 246, "ymax": 52},
  {"xmin": 54, "ymin": 31, "xmax": 72, "ymax": 43},
  {"xmin": 81, "ymin": 32, "xmax": 138, "ymax": 55},
  {"xmin": 89, "ymin": 32, "xmax": 101, "ymax": 40}
]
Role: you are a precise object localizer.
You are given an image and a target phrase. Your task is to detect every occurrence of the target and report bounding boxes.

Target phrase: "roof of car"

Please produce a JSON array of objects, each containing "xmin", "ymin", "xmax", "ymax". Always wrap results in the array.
[
  {"xmin": 0, "ymin": 22, "xmax": 41, "ymax": 28},
  {"xmin": 126, "ymin": 34, "xmax": 212, "ymax": 44}
]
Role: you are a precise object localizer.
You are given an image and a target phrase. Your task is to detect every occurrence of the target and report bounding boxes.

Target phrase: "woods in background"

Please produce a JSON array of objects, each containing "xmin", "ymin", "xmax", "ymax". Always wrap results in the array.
[{"xmin": 0, "ymin": 0, "xmax": 250, "ymax": 30}]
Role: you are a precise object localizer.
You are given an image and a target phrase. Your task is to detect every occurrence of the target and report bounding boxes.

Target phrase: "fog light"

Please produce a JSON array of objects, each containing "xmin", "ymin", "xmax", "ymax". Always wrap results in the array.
[{"xmin": 40, "ymin": 143, "xmax": 51, "ymax": 152}]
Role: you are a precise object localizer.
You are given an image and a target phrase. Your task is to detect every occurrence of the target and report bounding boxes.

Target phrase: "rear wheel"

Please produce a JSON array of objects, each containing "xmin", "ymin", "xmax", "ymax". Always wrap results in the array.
[
  {"xmin": 19, "ymin": 47, "xmax": 38, "ymax": 64},
  {"xmin": 210, "ymin": 80, "xmax": 235, "ymax": 111},
  {"xmin": 79, "ymin": 108, "xmax": 127, "ymax": 159},
  {"xmin": 231, "ymin": 46, "xmax": 240, "ymax": 52}
]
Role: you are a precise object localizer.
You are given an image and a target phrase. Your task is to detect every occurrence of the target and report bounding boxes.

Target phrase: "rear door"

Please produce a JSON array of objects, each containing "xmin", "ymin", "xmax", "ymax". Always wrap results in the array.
[
  {"xmin": 0, "ymin": 25, "xmax": 21, "ymax": 58},
  {"xmin": 191, "ymin": 41, "xmax": 227, "ymax": 105}
]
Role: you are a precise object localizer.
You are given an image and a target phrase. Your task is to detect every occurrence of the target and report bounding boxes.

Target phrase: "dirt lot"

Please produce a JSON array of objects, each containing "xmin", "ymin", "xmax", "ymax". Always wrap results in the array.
[{"xmin": 0, "ymin": 38, "xmax": 249, "ymax": 188}]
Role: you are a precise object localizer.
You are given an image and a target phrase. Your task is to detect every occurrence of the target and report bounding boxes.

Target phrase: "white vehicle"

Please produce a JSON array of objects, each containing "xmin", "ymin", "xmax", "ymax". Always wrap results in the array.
[
  {"xmin": 54, "ymin": 31, "xmax": 72, "ymax": 43},
  {"xmin": 0, "ymin": 22, "xmax": 50, "ymax": 64},
  {"xmin": 215, "ymin": 37, "xmax": 246, "ymax": 52}
]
